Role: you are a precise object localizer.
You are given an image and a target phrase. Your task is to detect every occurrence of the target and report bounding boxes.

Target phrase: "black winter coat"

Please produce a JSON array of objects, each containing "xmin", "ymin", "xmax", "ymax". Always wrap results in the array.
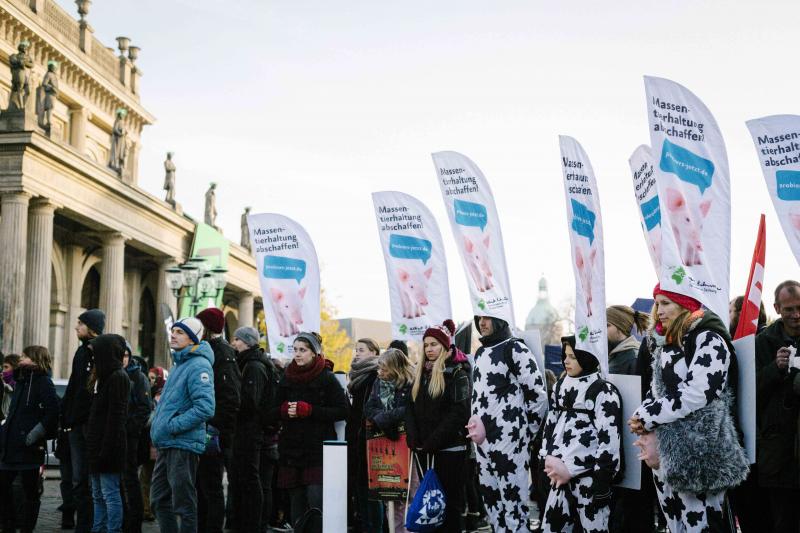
[
  {"xmin": 346, "ymin": 369, "xmax": 376, "ymax": 482},
  {"xmin": 62, "ymin": 340, "xmax": 94, "ymax": 429},
  {"xmin": 236, "ymin": 346, "xmax": 275, "ymax": 444},
  {"xmin": 208, "ymin": 337, "xmax": 241, "ymax": 444},
  {"xmin": 405, "ymin": 353, "xmax": 471, "ymax": 452},
  {"xmin": 271, "ymin": 366, "xmax": 348, "ymax": 468},
  {"xmin": 364, "ymin": 380, "xmax": 411, "ymax": 441},
  {"xmin": 0, "ymin": 366, "xmax": 59, "ymax": 466},
  {"xmin": 86, "ymin": 335, "xmax": 131, "ymax": 474},
  {"xmin": 755, "ymin": 319, "xmax": 800, "ymax": 488},
  {"xmin": 125, "ymin": 360, "xmax": 152, "ymax": 440}
]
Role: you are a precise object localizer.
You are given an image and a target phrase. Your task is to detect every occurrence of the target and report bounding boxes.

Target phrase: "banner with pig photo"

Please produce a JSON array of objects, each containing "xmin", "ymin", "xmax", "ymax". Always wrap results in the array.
[
  {"xmin": 372, "ymin": 191, "xmax": 452, "ymax": 340},
  {"xmin": 745, "ymin": 115, "xmax": 800, "ymax": 265},
  {"xmin": 629, "ymin": 145, "xmax": 662, "ymax": 276},
  {"xmin": 644, "ymin": 76, "xmax": 731, "ymax": 324},
  {"xmin": 432, "ymin": 151, "xmax": 514, "ymax": 325},
  {"xmin": 559, "ymin": 136, "xmax": 608, "ymax": 374},
  {"xmin": 247, "ymin": 213, "xmax": 321, "ymax": 356}
]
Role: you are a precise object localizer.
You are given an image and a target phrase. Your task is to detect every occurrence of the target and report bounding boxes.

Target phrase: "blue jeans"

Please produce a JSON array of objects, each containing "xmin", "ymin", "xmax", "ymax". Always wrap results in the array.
[{"xmin": 90, "ymin": 473, "xmax": 123, "ymax": 533}]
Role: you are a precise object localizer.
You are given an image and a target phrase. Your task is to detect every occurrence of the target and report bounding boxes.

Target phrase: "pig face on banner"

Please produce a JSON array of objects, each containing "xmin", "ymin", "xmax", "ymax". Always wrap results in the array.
[
  {"xmin": 665, "ymin": 187, "xmax": 711, "ymax": 266},
  {"xmin": 395, "ymin": 264, "xmax": 433, "ymax": 319},
  {"xmin": 269, "ymin": 284, "xmax": 307, "ymax": 338},
  {"xmin": 575, "ymin": 245, "xmax": 597, "ymax": 317},
  {"xmin": 463, "ymin": 234, "xmax": 493, "ymax": 292},
  {"xmin": 649, "ymin": 225, "xmax": 663, "ymax": 271}
]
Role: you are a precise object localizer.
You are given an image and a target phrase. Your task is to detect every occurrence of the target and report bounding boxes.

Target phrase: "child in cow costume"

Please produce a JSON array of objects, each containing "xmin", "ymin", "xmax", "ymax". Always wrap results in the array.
[
  {"xmin": 467, "ymin": 316, "xmax": 547, "ymax": 532},
  {"xmin": 540, "ymin": 335, "xmax": 622, "ymax": 533}
]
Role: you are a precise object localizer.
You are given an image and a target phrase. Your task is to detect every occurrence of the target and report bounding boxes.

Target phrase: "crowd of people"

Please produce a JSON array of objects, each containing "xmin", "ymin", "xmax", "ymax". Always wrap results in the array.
[{"xmin": 0, "ymin": 279, "xmax": 798, "ymax": 532}]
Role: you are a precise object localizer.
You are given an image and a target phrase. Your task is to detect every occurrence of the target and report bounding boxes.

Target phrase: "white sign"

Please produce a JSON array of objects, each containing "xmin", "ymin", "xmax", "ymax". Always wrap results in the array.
[
  {"xmin": 732, "ymin": 335, "xmax": 756, "ymax": 464},
  {"xmin": 745, "ymin": 115, "xmax": 800, "ymax": 265},
  {"xmin": 247, "ymin": 213, "xmax": 321, "ymax": 356},
  {"xmin": 629, "ymin": 145, "xmax": 662, "ymax": 276},
  {"xmin": 559, "ymin": 136, "xmax": 608, "ymax": 374},
  {"xmin": 644, "ymin": 76, "xmax": 731, "ymax": 326},
  {"xmin": 432, "ymin": 151, "xmax": 515, "ymax": 325},
  {"xmin": 372, "ymin": 191, "xmax": 453, "ymax": 340},
  {"xmin": 607, "ymin": 373, "xmax": 643, "ymax": 490}
]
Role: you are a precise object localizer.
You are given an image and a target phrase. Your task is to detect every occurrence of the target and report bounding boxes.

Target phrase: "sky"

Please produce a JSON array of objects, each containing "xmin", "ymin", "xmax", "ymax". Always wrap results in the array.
[{"xmin": 57, "ymin": 0, "xmax": 800, "ymax": 325}]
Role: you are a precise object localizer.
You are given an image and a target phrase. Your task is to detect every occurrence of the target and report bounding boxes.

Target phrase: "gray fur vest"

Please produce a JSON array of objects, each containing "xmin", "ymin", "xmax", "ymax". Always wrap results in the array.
[{"xmin": 650, "ymin": 335, "xmax": 749, "ymax": 493}]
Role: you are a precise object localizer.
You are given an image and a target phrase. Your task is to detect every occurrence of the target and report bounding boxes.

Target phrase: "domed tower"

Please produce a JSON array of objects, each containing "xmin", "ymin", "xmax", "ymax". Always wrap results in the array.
[{"xmin": 525, "ymin": 275, "xmax": 560, "ymax": 345}]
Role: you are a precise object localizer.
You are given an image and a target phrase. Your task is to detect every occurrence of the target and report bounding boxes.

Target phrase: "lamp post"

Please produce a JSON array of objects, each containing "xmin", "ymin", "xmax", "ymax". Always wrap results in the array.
[{"xmin": 165, "ymin": 257, "xmax": 228, "ymax": 317}]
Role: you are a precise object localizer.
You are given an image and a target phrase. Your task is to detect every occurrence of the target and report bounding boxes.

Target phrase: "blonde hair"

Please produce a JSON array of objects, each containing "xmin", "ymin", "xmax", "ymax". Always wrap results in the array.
[
  {"xmin": 378, "ymin": 348, "xmax": 414, "ymax": 388},
  {"xmin": 651, "ymin": 300, "xmax": 692, "ymax": 347},
  {"xmin": 22, "ymin": 345, "xmax": 52, "ymax": 373},
  {"xmin": 412, "ymin": 338, "xmax": 448, "ymax": 400}
]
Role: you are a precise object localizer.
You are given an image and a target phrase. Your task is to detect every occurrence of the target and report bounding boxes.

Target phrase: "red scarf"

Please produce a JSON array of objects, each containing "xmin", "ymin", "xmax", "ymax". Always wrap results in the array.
[{"xmin": 285, "ymin": 355, "xmax": 327, "ymax": 384}]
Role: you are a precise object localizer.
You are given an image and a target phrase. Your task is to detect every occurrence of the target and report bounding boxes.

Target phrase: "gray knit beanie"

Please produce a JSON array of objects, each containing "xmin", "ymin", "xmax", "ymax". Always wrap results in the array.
[{"xmin": 234, "ymin": 326, "xmax": 260, "ymax": 348}]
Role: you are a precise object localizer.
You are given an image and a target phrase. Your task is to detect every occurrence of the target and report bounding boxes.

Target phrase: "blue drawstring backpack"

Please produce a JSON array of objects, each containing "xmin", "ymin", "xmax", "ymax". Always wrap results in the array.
[{"xmin": 405, "ymin": 453, "xmax": 446, "ymax": 532}]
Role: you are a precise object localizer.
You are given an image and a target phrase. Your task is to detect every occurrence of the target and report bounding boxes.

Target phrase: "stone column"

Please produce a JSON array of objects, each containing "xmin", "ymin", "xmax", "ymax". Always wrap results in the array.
[
  {"xmin": 99, "ymin": 232, "xmax": 126, "ymax": 334},
  {"xmin": 24, "ymin": 199, "xmax": 56, "ymax": 347},
  {"xmin": 125, "ymin": 269, "xmax": 141, "ymax": 351},
  {"xmin": 155, "ymin": 257, "xmax": 177, "ymax": 368},
  {"xmin": 69, "ymin": 107, "xmax": 88, "ymax": 155},
  {"xmin": 63, "ymin": 244, "xmax": 85, "ymax": 374},
  {"xmin": 238, "ymin": 293, "xmax": 255, "ymax": 329},
  {"xmin": 0, "ymin": 193, "xmax": 30, "ymax": 354}
]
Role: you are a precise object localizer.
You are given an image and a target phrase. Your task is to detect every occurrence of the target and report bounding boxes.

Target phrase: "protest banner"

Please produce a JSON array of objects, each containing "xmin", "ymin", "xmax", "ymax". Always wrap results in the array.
[
  {"xmin": 644, "ymin": 76, "xmax": 731, "ymax": 326},
  {"xmin": 629, "ymin": 145, "xmax": 662, "ymax": 276},
  {"xmin": 372, "ymin": 191, "xmax": 452, "ymax": 340},
  {"xmin": 247, "ymin": 213, "xmax": 320, "ymax": 356},
  {"xmin": 559, "ymin": 135, "xmax": 608, "ymax": 374},
  {"xmin": 745, "ymin": 115, "xmax": 800, "ymax": 265},
  {"xmin": 432, "ymin": 151, "xmax": 515, "ymax": 325}
]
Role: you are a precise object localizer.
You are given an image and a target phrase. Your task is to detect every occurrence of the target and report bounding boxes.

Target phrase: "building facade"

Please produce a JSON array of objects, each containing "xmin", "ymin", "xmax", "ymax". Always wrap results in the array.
[{"xmin": 0, "ymin": 0, "xmax": 261, "ymax": 376}]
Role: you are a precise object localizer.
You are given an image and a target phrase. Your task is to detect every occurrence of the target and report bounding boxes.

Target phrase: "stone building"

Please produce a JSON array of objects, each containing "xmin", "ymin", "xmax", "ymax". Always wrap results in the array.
[{"xmin": 0, "ymin": 0, "xmax": 261, "ymax": 376}]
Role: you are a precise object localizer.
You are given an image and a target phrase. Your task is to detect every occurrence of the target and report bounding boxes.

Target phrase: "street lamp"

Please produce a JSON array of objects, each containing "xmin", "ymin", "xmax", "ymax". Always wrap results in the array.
[{"xmin": 165, "ymin": 258, "xmax": 228, "ymax": 316}]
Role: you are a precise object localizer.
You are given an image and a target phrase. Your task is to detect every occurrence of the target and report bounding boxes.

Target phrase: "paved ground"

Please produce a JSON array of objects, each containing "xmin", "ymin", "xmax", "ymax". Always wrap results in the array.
[{"xmin": 38, "ymin": 474, "xmax": 160, "ymax": 533}]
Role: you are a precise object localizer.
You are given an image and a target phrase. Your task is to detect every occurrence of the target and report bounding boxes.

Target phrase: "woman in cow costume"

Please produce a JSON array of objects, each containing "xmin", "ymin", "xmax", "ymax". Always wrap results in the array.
[
  {"xmin": 629, "ymin": 285, "xmax": 748, "ymax": 533},
  {"xmin": 466, "ymin": 315, "xmax": 547, "ymax": 532},
  {"xmin": 539, "ymin": 336, "xmax": 622, "ymax": 533}
]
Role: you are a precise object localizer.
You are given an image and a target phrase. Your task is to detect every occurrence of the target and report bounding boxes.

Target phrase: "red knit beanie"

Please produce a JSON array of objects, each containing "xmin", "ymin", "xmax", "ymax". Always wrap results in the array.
[
  {"xmin": 652, "ymin": 284, "xmax": 702, "ymax": 312},
  {"xmin": 196, "ymin": 307, "xmax": 225, "ymax": 334},
  {"xmin": 423, "ymin": 319, "xmax": 456, "ymax": 348}
]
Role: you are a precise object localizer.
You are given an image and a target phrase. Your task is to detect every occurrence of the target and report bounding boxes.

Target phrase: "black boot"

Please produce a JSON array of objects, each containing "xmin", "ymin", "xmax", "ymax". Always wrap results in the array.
[{"xmin": 61, "ymin": 509, "xmax": 75, "ymax": 529}]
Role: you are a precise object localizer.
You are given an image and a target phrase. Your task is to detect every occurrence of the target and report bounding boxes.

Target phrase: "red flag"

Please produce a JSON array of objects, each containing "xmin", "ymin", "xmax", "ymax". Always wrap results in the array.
[{"xmin": 734, "ymin": 215, "xmax": 766, "ymax": 339}]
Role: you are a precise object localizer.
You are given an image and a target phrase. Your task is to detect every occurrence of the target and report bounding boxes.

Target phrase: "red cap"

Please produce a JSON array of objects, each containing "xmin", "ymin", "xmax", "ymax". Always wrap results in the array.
[
  {"xmin": 196, "ymin": 307, "xmax": 225, "ymax": 334},
  {"xmin": 423, "ymin": 319, "xmax": 456, "ymax": 348},
  {"xmin": 652, "ymin": 284, "xmax": 702, "ymax": 312}
]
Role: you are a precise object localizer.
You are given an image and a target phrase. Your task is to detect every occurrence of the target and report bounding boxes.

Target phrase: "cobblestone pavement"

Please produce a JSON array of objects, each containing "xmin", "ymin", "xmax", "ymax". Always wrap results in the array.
[{"xmin": 36, "ymin": 474, "xmax": 160, "ymax": 533}]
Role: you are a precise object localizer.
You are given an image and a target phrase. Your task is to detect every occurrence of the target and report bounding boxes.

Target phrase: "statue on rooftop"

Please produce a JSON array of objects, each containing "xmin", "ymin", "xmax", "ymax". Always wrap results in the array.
[
  {"xmin": 38, "ymin": 61, "xmax": 59, "ymax": 135},
  {"xmin": 164, "ymin": 152, "xmax": 176, "ymax": 205},
  {"xmin": 8, "ymin": 41, "xmax": 34, "ymax": 112},
  {"xmin": 241, "ymin": 207, "xmax": 251, "ymax": 249},
  {"xmin": 109, "ymin": 108, "xmax": 128, "ymax": 175},
  {"xmin": 205, "ymin": 182, "xmax": 218, "ymax": 227}
]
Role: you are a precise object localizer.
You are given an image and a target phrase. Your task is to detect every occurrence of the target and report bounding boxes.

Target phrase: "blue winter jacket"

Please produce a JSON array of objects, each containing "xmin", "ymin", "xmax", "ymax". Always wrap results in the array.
[{"xmin": 150, "ymin": 342, "xmax": 215, "ymax": 454}]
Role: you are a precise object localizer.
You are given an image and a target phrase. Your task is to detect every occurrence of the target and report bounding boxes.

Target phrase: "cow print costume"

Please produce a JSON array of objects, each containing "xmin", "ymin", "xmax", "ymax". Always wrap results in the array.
[
  {"xmin": 633, "ymin": 329, "xmax": 730, "ymax": 533},
  {"xmin": 540, "ymin": 372, "xmax": 621, "ymax": 533},
  {"xmin": 472, "ymin": 336, "xmax": 547, "ymax": 532}
]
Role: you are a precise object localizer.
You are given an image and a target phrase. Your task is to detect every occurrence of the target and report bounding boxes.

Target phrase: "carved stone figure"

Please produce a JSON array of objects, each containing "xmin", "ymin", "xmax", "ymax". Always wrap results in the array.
[
  {"xmin": 205, "ymin": 183, "xmax": 218, "ymax": 227},
  {"xmin": 163, "ymin": 152, "xmax": 176, "ymax": 205},
  {"xmin": 109, "ymin": 108, "xmax": 128, "ymax": 174},
  {"xmin": 8, "ymin": 41, "xmax": 34, "ymax": 112},
  {"xmin": 241, "ymin": 207, "xmax": 251, "ymax": 249},
  {"xmin": 38, "ymin": 61, "xmax": 59, "ymax": 134}
]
